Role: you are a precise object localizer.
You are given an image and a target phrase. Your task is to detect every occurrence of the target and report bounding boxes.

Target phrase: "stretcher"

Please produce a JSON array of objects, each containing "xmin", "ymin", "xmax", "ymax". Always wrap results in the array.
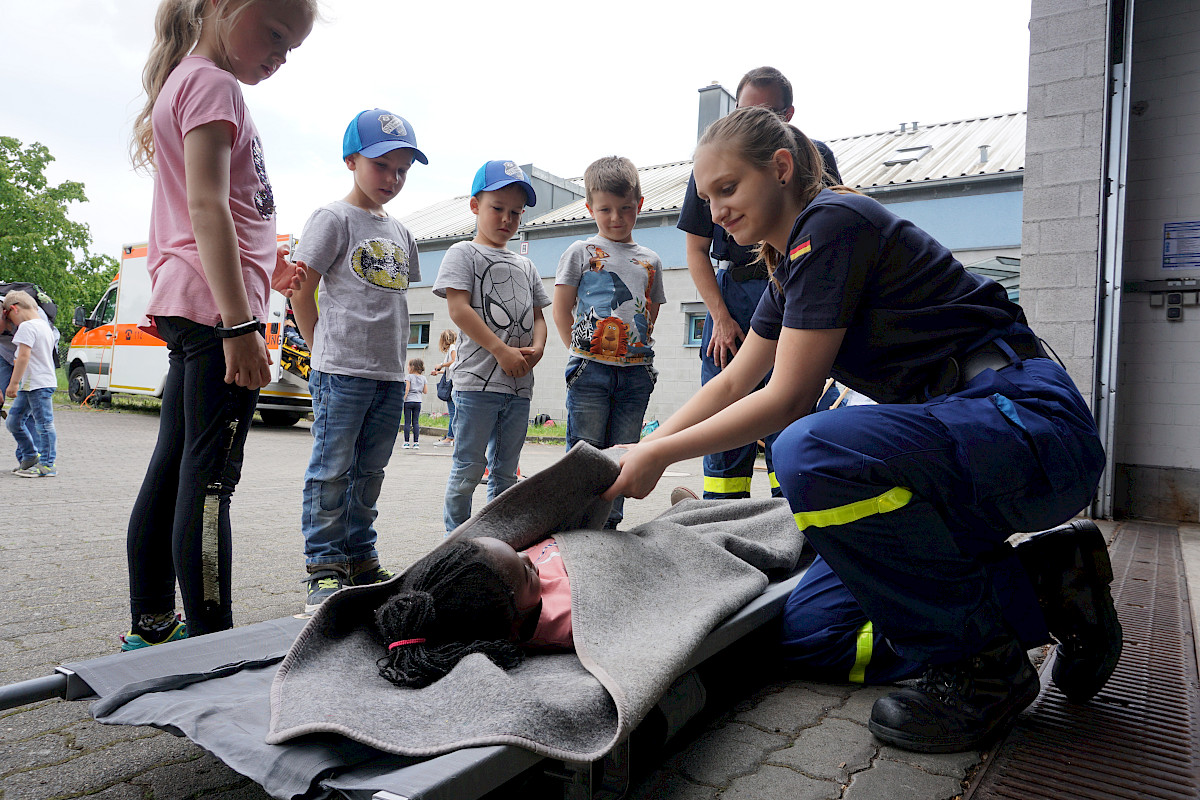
[{"xmin": 0, "ymin": 565, "xmax": 811, "ymax": 800}]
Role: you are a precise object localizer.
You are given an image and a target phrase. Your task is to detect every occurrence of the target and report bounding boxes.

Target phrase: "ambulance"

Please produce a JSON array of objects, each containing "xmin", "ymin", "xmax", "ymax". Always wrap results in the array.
[{"xmin": 66, "ymin": 237, "xmax": 312, "ymax": 426}]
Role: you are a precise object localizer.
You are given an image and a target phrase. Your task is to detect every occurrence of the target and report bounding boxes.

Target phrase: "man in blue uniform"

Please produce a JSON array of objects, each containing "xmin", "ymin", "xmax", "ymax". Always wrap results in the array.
[{"xmin": 677, "ymin": 66, "xmax": 842, "ymax": 499}]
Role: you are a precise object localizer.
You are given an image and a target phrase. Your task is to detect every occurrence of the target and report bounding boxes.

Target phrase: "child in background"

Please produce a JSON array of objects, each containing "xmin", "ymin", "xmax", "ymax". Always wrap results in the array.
[
  {"xmin": 402, "ymin": 357, "xmax": 427, "ymax": 449},
  {"xmin": 553, "ymin": 156, "xmax": 664, "ymax": 529},
  {"xmin": 429, "ymin": 329, "xmax": 457, "ymax": 446},
  {"xmin": 375, "ymin": 534, "xmax": 571, "ymax": 689},
  {"xmin": 123, "ymin": 0, "xmax": 315, "ymax": 649},
  {"xmin": 289, "ymin": 108, "xmax": 426, "ymax": 613},
  {"xmin": 3, "ymin": 291, "xmax": 58, "ymax": 478},
  {"xmin": 433, "ymin": 161, "xmax": 550, "ymax": 533}
]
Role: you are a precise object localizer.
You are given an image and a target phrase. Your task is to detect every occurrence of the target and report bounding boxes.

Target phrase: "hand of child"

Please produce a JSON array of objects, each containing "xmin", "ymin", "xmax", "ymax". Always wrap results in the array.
[
  {"xmin": 223, "ymin": 333, "xmax": 274, "ymax": 389},
  {"xmin": 271, "ymin": 245, "xmax": 307, "ymax": 297},
  {"xmin": 5, "ymin": 382, "xmax": 16, "ymax": 399},
  {"xmin": 496, "ymin": 344, "xmax": 530, "ymax": 378},
  {"xmin": 519, "ymin": 346, "xmax": 544, "ymax": 370}
]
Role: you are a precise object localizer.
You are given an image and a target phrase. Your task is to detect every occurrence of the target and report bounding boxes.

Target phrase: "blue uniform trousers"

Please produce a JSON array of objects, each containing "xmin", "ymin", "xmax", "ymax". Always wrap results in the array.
[
  {"xmin": 774, "ymin": 356, "xmax": 1105, "ymax": 667},
  {"xmin": 700, "ymin": 271, "xmax": 781, "ymax": 499}
]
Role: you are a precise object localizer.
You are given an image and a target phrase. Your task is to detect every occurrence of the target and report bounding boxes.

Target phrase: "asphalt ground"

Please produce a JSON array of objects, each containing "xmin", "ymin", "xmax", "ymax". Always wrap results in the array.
[{"xmin": 0, "ymin": 401, "xmax": 1126, "ymax": 800}]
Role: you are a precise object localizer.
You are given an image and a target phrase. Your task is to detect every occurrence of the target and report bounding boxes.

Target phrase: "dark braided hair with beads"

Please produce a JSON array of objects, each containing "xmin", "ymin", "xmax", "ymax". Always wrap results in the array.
[{"xmin": 375, "ymin": 540, "xmax": 524, "ymax": 689}]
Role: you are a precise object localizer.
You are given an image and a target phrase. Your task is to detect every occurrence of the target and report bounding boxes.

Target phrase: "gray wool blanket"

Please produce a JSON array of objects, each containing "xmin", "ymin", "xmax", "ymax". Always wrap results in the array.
[{"xmin": 266, "ymin": 442, "xmax": 805, "ymax": 762}]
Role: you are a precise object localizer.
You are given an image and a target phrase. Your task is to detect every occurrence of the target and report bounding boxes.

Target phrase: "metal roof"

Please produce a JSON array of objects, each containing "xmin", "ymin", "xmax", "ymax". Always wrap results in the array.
[
  {"xmin": 829, "ymin": 111, "xmax": 1025, "ymax": 189},
  {"xmin": 400, "ymin": 112, "xmax": 1026, "ymax": 243}
]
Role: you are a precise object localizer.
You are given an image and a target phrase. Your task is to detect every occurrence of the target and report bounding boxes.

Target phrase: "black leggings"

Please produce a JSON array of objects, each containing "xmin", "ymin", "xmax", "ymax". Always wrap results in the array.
[
  {"xmin": 403, "ymin": 401, "xmax": 421, "ymax": 442},
  {"xmin": 126, "ymin": 317, "xmax": 258, "ymax": 636}
]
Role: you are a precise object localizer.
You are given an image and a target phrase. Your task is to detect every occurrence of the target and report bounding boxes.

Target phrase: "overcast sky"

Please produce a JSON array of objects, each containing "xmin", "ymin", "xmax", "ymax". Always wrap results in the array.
[{"xmin": 1, "ymin": 0, "xmax": 1033, "ymax": 263}]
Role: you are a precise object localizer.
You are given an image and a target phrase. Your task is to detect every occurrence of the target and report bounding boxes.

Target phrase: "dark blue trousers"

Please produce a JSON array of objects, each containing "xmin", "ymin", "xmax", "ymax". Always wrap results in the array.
[
  {"xmin": 700, "ymin": 271, "xmax": 781, "ymax": 499},
  {"xmin": 774, "ymin": 356, "xmax": 1104, "ymax": 667}
]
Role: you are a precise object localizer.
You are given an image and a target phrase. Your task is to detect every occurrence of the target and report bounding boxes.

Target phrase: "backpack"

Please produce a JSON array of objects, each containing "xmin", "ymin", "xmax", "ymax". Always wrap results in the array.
[{"xmin": 0, "ymin": 282, "xmax": 61, "ymax": 366}]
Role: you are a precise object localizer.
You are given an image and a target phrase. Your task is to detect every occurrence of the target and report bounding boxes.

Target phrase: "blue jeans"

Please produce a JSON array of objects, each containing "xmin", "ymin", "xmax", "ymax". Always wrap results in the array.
[
  {"xmin": 564, "ymin": 358, "xmax": 654, "ymax": 525},
  {"xmin": 7, "ymin": 387, "xmax": 55, "ymax": 466},
  {"xmin": 0, "ymin": 357, "xmax": 37, "ymax": 464},
  {"xmin": 302, "ymin": 370, "xmax": 405, "ymax": 570},
  {"xmin": 443, "ymin": 389, "xmax": 529, "ymax": 532},
  {"xmin": 446, "ymin": 394, "xmax": 456, "ymax": 440}
]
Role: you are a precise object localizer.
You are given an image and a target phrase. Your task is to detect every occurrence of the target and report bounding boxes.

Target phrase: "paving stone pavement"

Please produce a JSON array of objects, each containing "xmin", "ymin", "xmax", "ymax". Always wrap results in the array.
[{"xmin": 1, "ymin": 402, "xmax": 1006, "ymax": 800}]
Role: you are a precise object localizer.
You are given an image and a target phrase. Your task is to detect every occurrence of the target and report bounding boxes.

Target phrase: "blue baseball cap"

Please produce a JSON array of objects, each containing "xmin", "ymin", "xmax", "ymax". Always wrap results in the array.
[
  {"xmin": 342, "ymin": 109, "xmax": 428, "ymax": 163},
  {"xmin": 470, "ymin": 160, "xmax": 536, "ymax": 206}
]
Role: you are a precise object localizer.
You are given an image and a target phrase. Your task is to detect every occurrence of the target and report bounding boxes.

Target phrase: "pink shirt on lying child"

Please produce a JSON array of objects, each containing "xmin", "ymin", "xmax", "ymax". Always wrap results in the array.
[
  {"xmin": 522, "ymin": 537, "xmax": 573, "ymax": 649},
  {"xmin": 144, "ymin": 55, "xmax": 276, "ymax": 331}
]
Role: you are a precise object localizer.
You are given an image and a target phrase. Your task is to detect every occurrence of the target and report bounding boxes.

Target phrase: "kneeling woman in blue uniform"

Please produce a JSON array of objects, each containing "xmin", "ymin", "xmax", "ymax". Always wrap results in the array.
[{"xmin": 604, "ymin": 106, "xmax": 1121, "ymax": 754}]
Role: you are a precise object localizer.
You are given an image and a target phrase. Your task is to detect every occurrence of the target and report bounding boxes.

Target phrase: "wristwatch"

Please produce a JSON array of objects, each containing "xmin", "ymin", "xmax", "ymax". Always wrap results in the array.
[{"xmin": 215, "ymin": 318, "xmax": 265, "ymax": 339}]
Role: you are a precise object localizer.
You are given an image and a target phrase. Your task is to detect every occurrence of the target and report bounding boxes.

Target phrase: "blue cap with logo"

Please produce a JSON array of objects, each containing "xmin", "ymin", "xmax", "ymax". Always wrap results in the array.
[
  {"xmin": 470, "ymin": 160, "xmax": 536, "ymax": 207},
  {"xmin": 343, "ymin": 109, "xmax": 428, "ymax": 163}
]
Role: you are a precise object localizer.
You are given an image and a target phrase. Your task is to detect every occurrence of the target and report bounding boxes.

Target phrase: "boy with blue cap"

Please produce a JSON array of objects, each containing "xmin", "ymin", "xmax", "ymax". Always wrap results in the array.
[
  {"xmin": 433, "ymin": 160, "xmax": 551, "ymax": 532},
  {"xmin": 289, "ymin": 109, "xmax": 426, "ymax": 612}
]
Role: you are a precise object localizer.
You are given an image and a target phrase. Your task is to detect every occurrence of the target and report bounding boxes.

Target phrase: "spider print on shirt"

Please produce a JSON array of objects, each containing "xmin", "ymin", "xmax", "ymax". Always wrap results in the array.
[{"xmin": 457, "ymin": 246, "xmax": 538, "ymax": 391}]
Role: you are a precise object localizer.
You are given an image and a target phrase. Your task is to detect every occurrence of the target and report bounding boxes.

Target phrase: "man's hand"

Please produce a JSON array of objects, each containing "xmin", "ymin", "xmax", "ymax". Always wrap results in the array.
[{"xmin": 706, "ymin": 311, "xmax": 746, "ymax": 370}]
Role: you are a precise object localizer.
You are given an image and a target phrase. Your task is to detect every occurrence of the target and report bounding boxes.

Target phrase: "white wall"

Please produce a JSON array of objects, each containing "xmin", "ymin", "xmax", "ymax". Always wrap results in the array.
[{"xmin": 1115, "ymin": 0, "xmax": 1200, "ymax": 473}]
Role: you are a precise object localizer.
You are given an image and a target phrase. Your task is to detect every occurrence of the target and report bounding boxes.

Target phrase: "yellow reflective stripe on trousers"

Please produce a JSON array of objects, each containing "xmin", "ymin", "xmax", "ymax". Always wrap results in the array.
[
  {"xmin": 704, "ymin": 475, "xmax": 752, "ymax": 495},
  {"xmin": 848, "ymin": 621, "xmax": 874, "ymax": 683},
  {"xmin": 769, "ymin": 471, "xmax": 779, "ymax": 489},
  {"xmin": 792, "ymin": 486, "xmax": 914, "ymax": 531}
]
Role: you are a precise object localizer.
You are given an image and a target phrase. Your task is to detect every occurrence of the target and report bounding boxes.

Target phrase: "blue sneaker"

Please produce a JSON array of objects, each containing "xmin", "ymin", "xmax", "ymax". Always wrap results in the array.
[
  {"xmin": 304, "ymin": 569, "xmax": 345, "ymax": 613},
  {"xmin": 120, "ymin": 616, "xmax": 188, "ymax": 651}
]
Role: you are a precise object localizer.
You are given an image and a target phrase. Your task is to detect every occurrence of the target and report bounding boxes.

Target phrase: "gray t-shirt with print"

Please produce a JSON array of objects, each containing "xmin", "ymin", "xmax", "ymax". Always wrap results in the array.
[
  {"xmin": 432, "ymin": 242, "xmax": 551, "ymax": 398},
  {"xmin": 295, "ymin": 200, "xmax": 420, "ymax": 382}
]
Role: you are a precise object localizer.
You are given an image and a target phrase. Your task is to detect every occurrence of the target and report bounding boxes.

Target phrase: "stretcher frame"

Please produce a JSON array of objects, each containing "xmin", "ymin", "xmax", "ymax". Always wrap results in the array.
[{"xmin": 0, "ymin": 567, "xmax": 810, "ymax": 800}]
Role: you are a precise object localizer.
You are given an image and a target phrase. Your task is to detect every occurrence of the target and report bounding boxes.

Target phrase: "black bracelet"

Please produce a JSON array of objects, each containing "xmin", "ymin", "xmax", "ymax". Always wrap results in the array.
[{"xmin": 215, "ymin": 318, "xmax": 265, "ymax": 339}]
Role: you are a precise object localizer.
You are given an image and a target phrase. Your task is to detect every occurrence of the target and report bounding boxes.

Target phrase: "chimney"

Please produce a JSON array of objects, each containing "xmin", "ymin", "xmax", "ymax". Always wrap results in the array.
[
  {"xmin": 899, "ymin": 122, "xmax": 907, "ymax": 133},
  {"xmin": 697, "ymin": 82, "xmax": 736, "ymax": 142},
  {"xmin": 979, "ymin": 144, "xmax": 990, "ymax": 163},
  {"xmin": 912, "ymin": 121, "xmax": 919, "ymax": 131}
]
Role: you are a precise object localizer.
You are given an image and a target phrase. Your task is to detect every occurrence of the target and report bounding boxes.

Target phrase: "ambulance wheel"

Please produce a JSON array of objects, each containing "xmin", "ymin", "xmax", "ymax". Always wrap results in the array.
[
  {"xmin": 68, "ymin": 365, "xmax": 91, "ymax": 404},
  {"xmin": 259, "ymin": 410, "xmax": 303, "ymax": 427}
]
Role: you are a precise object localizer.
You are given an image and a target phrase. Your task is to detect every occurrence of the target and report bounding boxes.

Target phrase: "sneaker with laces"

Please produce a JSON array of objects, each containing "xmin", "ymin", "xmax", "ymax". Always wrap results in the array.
[
  {"xmin": 305, "ymin": 569, "xmax": 345, "ymax": 613},
  {"xmin": 120, "ymin": 615, "xmax": 188, "ymax": 651},
  {"xmin": 402, "ymin": 442, "xmax": 411, "ymax": 449},
  {"xmin": 412, "ymin": 443, "xmax": 420, "ymax": 450},
  {"xmin": 14, "ymin": 464, "xmax": 43, "ymax": 478},
  {"xmin": 37, "ymin": 463, "xmax": 56, "ymax": 478},
  {"xmin": 348, "ymin": 565, "xmax": 396, "ymax": 586},
  {"xmin": 12, "ymin": 456, "xmax": 38, "ymax": 473}
]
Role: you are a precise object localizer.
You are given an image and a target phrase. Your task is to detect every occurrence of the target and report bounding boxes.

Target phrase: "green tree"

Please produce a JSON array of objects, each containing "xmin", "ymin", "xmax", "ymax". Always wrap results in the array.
[{"xmin": 0, "ymin": 136, "xmax": 117, "ymax": 340}]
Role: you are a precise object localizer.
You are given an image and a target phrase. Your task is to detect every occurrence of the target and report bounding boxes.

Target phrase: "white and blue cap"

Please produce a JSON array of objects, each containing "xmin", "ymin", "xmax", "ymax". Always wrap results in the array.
[
  {"xmin": 342, "ymin": 109, "xmax": 428, "ymax": 163},
  {"xmin": 470, "ymin": 160, "xmax": 536, "ymax": 206}
]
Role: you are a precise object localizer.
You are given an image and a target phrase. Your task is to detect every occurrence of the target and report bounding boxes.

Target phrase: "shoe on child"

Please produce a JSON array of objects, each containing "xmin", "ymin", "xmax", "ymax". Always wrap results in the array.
[
  {"xmin": 121, "ymin": 614, "xmax": 188, "ymax": 651},
  {"xmin": 305, "ymin": 569, "xmax": 345, "ymax": 613}
]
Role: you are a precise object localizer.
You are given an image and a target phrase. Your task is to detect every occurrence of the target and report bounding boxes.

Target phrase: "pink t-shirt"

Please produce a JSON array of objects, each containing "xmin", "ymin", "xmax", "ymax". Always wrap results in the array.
[
  {"xmin": 522, "ymin": 537, "xmax": 573, "ymax": 650},
  {"xmin": 144, "ymin": 56, "xmax": 275, "ymax": 329}
]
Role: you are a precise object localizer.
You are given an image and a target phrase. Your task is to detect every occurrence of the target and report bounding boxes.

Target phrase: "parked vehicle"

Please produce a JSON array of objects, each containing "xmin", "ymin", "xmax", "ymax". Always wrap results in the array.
[{"xmin": 66, "ymin": 238, "xmax": 312, "ymax": 426}]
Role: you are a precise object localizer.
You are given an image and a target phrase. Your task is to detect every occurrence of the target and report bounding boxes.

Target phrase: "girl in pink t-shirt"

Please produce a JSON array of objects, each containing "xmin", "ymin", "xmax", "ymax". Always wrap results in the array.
[
  {"xmin": 121, "ymin": 0, "xmax": 315, "ymax": 651},
  {"xmin": 375, "ymin": 536, "xmax": 574, "ymax": 689}
]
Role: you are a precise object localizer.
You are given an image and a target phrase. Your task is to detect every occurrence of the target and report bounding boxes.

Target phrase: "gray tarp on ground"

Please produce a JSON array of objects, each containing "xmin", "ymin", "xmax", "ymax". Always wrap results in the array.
[{"xmin": 266, "ymin": 443, "xmax": 805, "ymax": 763}]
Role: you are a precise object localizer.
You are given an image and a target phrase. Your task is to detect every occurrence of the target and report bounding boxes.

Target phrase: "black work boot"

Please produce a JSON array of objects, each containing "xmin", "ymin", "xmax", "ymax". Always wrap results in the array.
[
  {"xmin": 868, "ymin": 633, "xmax": 1040, "ymax": 753},
  {"xmin": 1016, "ymin": 519, "xmax": 1123, "ymax": 703}
]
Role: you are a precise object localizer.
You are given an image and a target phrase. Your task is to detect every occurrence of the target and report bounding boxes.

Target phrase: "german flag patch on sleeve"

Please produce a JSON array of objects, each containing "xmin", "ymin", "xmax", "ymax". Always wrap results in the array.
[{"xmin": 789, "ymin": 236, "xmax": 812, "ymax": 262}]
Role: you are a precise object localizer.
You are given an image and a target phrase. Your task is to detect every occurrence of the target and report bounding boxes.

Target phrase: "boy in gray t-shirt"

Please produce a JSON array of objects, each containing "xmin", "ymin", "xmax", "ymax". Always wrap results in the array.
[
  {"xmin": 433, "ymin": 160, "xmax": 551, "ymax": 533},
  {"xmin": 289, "ymin": 109, "xmax": 426, "ymax": 613}
]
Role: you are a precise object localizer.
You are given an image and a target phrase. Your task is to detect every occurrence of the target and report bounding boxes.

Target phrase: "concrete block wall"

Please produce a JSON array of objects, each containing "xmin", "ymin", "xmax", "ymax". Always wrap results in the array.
[
  {"xmin": 1112, "ymin": 0, "xmax": 1200, "ymax": 520},
  {"xmin": 1022, "ymin": 0, "xmax": 1110, "ymax": 407}
]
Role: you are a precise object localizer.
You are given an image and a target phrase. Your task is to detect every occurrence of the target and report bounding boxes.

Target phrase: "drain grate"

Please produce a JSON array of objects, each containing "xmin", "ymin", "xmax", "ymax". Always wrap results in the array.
[{"xmin": 967, "ymin": 521, "xmax": 1200, "ymax": 800}]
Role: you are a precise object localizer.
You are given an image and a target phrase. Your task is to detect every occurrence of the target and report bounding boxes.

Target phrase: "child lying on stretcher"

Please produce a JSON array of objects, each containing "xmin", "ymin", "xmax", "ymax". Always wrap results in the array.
[{"xmin": 375, "ymin": 536, "xmax": 570, "ymax": 688}]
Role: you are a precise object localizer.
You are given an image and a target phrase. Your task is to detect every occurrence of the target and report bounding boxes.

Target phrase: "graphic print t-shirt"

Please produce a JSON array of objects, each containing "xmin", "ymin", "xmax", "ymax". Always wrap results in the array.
[
  {"xmin": 555, "ymin": 236, "xmax": 665, "ymax": 366},
  {"xmin": 432, "ymin": 242, "xmax": 551, "ymax": 397},
  {"xmin": 295, "ymin": 200, "xmax": 421, "ymax": 382}
]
